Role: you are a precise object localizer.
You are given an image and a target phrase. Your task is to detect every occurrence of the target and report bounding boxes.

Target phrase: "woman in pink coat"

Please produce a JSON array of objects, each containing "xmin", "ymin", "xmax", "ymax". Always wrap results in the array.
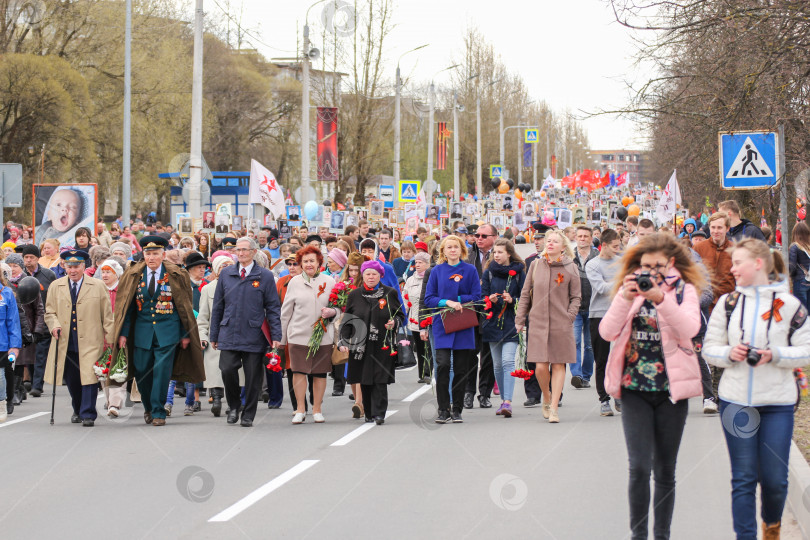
[{"xmin": 599, "ymin": 233, "xmax": 705, "ymax": 540}]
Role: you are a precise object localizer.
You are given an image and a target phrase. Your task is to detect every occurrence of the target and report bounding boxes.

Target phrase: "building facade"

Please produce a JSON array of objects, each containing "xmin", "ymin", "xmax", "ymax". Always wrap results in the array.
[{"xmin": 589, "ymin": 149, "xmax": 649, "ymax": 185}]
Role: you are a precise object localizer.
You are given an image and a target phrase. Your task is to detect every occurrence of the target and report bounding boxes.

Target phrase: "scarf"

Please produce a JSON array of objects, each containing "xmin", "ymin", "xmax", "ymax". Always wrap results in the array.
[{"xmin": 9, "ymin": 273, "xmax": 23, "ymax": 284}]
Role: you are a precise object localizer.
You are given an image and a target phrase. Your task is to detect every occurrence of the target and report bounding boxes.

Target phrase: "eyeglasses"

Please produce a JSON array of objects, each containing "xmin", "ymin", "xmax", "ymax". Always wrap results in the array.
[
  {"xmin": 287, "ymin": 261, "xmax": 299, "ymax": 266},
  {"xmin": 639, "ymin": 263, "xmax": 667, "ymax": 273},
  {"xmin": 233, "ymin": 248, "xmax": 253, "ymax": 253},
  {"xmin": 474, "ymin": 234, "xmax": 494, "ymax": 239}
]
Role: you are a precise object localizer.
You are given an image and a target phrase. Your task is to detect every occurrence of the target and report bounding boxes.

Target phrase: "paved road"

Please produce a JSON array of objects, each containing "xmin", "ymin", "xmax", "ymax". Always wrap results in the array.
[{"xmin": 0, "ymin": 368, "xmax": 796, "ymax": 539}]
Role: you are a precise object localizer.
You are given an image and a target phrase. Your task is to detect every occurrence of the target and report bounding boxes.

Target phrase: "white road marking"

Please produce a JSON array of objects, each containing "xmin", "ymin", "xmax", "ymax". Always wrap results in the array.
[
  {"xmin": 0, "ymin": 411, "xmax": 48, "ymax": 428},
  {"xmin": 208, "ymin": 460, "xmax": 320, "ymax": 522},
  {"xmin": 329, "ymin": 410, "xmax": 398, "ymax": 447},
  {"xmin": 401, "ymin": 384, "xmax": 431, "ymax": 402}
]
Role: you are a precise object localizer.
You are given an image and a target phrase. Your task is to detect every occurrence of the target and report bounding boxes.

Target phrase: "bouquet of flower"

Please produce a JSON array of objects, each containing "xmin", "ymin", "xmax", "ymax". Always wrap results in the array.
[
  {"xmin": 510, "ymin": 327, "xmax": 534, "ymax": 380},
  {"xmin": 265, "ymin": 348, "xmax": 282, "ymax": 372},
  {"xmin": 109, "ymin": 347, "xmax": 129, "ymax": 383},
  {"xmin": 307, "ymin": 282, "xmax": 353, "ymax": 359},
  {"xmin": 93, "ymin": 346, "xmax": 112, "ymax": 381}
]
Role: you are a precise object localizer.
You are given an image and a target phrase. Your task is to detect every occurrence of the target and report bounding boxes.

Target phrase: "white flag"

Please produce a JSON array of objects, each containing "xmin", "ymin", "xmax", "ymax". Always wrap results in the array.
[
  {"xmin": 249, "ymin": 159, "xmax": 285, "ymax": 219},
  {"xmin": 655, "ymin": 169, "xmax": 681, "ymax": 223}
]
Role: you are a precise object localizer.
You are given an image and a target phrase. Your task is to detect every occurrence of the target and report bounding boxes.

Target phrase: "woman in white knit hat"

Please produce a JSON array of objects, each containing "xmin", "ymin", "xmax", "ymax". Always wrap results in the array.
[
  {"xmin": 98, "ymin": 259, "xmax": 126, "ymax": 417},
  {"xmin": 197, "ymin": 255, "xmax": 241, "ymax": 416}
]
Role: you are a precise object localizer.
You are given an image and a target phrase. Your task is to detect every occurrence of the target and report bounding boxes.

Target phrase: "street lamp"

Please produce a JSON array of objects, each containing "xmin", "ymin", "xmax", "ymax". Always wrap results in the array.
[
  {"xmin": 476, "ymin": 78, "xmax": 502, "ymax": 196},
  {"xmin": 453, "ymin": 72, "xmax": 478, "ymax": 200},
  {"xmin": 300, "ymin": 0, "xmax": 329, "ymax": 201},
  {"xmin": 499, "ymin": 89, "xmax": 521, "ymax": 170},
  {"xmin": 427, "ymin": 64, "xmax": 460, "ymax": 186},
  {"xmin": 394, "ymin": 44, "xmax": 429, "ymax": 185}
]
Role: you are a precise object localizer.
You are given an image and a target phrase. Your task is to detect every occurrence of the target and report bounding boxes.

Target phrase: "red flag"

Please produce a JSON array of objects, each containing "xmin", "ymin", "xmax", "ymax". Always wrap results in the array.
[
  {"xmin": 436, "ymin": 122, "xmax": 449, "ymax": 170},
  {"xmin": 599, "ymin": 172, "xmax": 610, "ymax": 188},
  {"xmin": 617, "ymin": 172, "xmax": 628, "ymax": 186}
]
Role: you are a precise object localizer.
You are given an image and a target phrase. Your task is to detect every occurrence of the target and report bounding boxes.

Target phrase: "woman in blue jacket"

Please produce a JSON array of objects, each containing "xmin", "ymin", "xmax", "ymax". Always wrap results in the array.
[
  {"xmin": 424, "ymin": 235, "xmax": 481, "ymax": 424},
  {"xmin": 481, "ymin": 239, "xmax": 525, "ymax": 418},
  {"xmin": 0, "ymin": 267, "xmax": 23, "ymax": 422}
]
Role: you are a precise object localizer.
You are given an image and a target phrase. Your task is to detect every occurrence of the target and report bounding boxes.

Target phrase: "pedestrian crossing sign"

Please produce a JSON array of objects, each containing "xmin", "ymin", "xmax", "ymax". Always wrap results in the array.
[
  {"xmin": 398, "ymin": 180, "xmax": 420, "ymax": 202},
  {"xmin": 524, "ymin": 129, "xmax": 538, "ymax": 144},
  {"xmin": 719, "ymin": 131, "xmax": 779, "ymax": 189},
  {"xmin": 489, "ymin": 165, "xmax": 503, "ymax": 179}
]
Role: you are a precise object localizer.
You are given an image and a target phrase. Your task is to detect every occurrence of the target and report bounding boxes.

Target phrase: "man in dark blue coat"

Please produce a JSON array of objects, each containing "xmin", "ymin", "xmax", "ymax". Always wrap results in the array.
[{"xmin": 210, "ymin": 237, "xmax": 282, "ymax": 427}]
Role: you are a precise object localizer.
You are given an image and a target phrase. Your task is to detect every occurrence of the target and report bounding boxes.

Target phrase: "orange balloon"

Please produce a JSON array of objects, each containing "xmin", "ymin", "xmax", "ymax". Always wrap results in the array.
[
  {"xmin": 498, "ymin": 181, "xmax": 509, "ymax": 194},
  {"xmin": 539, "ymin": 190, "xmax": 547, "ymax": 198},
  {"xmin": 570, "ymin": 189, "xmax": 576, "ymax": 195},
  {"xmin": 627, "ymin": 204, "xmax": 640, "ymax": 216},
  {"xmin": 621, "ymin": 196, "xmax": 635, "ymax": 207},
  {"xmin": 514, "ymin": 188, "xmax": 523, "ymax": 200}
]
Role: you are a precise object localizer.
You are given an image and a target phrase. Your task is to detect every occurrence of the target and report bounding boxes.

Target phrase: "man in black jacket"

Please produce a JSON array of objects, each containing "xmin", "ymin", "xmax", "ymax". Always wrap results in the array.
[
  {"xmin": 718, "ymin": 199, "xmax": 766, "ymax": 242},
  {"xmin": 570, "ymin": 226, "xmax": 599, "ymax": 389},
  {"xmin": 21, "ymin": 244, "xmax": 57, "ymax": 397},
  {"xmin": 464, "ymin": 224, "xmax": 496, "ymax": 409}
]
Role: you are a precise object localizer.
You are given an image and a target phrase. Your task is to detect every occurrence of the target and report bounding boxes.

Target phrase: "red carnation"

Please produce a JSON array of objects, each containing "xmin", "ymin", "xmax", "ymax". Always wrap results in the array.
[
  {"xmin": 509, "ymin": 270, "xmax": 517, "ymax": 276},
  {"xmin": 486, "ymin": 312, "xmax": 493, "ymax": 320},
  {"xmin": 407, "ymin": 301, "xmax": 413, "ymax": 308},
  {"xmin": 425, "ymin": 316, "xmax": 433, "ymax": 325},
  {"xmin": 404, "ymin": 293, "xmax": 409, "ymax": 300},
  {"xmin": 382, "ymin": 346, "xmax": 389, "ymax": 350},
  {"xmin": 390, "ymin": 350, "xmax": 397, "ymax": 356}
]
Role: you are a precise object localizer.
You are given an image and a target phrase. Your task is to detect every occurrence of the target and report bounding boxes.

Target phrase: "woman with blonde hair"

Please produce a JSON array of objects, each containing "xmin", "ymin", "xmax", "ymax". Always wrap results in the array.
[
  {"xmin": 424, "ymin": 235, "xmax": 481, "ymax": 424},
  {"xmin": 601, "ymin": 233, "xmax": 706, "ymax": 540},
  {"xmin": 704, "ymin": 238, "xmax": 810, "ymax": 539},
  {"xmin": 515, "ymin": 229, "xmax": 580, "ymax": 423}
]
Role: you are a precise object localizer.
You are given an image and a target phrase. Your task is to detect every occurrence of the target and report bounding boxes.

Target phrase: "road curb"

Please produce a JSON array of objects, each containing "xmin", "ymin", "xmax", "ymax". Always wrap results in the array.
[{"xmin": 788, "ymin": 440, "xmax": 810, "ymax": 539}]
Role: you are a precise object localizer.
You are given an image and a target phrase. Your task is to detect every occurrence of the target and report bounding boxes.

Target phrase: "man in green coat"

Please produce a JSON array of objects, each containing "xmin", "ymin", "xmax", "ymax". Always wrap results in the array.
[{"xmin": 113, "ymin": 236, "xmax": 204, "ymax": 426}]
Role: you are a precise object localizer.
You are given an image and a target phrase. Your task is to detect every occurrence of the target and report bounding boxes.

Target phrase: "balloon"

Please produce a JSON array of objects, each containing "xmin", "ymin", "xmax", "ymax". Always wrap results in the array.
[
  {"xmin": 322, "ymin": 200, "xmax": 332, "ymax": 207},
  {"xmin": 570, "ymin": 189, "xmax": 576, "ymax": 195},
  {"xmin": 621, "ymin": 196, "xmax": 634, "ymax": 207},
  {"xmin": 498, "ymin": 181, "xmax": 510, "ymax": 194},
  {"xmin": 627, "ymin": 204, "xmax": 640, "ymax": 216},
  {"xmin": 506, "ymin": 178, "xmax": 515, "ymax": 189},
  {"xmin": 304, "ymin": 200, "xmax": 319, "ymax": 220},
  {"xmin": 800, "ymin": 208, "xmax": 807, "ymax": 220},
  {"xmin": 490, "ymin": 178, "xmax": 501, "ymax": 190},
  {"xmin": 539, "ymin": 190, "xmax": 546, "ymax": 198},
  {"xmin": 16, "ymin": 276, "xmax": 40, "ymax": 305},
  {"xmin": 514, "ymin": 188, "xmax": 523, "ymax": 200},
  {"xmin": 615, "ymin": 206, "xmax": 628, "ymax": 222}
]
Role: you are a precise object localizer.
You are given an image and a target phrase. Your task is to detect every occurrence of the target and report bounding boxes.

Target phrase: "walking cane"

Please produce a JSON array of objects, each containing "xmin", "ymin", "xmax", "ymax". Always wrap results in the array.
[{"xmin": 49, "ymin": 329, "xmax": 60, "ymax": 425}]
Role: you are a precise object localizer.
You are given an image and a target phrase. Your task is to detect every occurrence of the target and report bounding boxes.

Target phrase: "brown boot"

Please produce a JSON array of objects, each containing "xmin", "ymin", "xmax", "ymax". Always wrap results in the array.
[{"xmin": 762, "ymin": 521, "xmax": 780, "ymax": 540}]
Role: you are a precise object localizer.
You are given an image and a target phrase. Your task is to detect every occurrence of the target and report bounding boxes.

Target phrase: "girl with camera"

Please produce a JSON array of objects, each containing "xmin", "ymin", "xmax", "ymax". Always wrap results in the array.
[
  {"xmin": 599, "ymin": 233, "xmax": 705, "ymax": 540},
  {"xmin": 704, "ymin": 238, "xmax": 810, "ymax": 540}
]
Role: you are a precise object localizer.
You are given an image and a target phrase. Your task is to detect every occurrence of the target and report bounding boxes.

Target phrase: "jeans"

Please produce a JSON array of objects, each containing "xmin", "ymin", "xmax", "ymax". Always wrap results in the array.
[
  {"xmin": 793, "ymin": 278, "xmax": 810, "ymax": 311},
  {"xmin": 490, "ymin": 340, "xmax": 517, "ymax": 402},
  {"xmin": 0, "ymin": 363, "xmax": 5, "ymax": 401},
  {"xmin": 571, "ymin": 311, "xmax": 594, "ymax": 380},
  {"xmin": 166, "ymin": 380, "xmax": 195, "ymax": 407},
  {"xmin": 621, "ymin": 389, "xmax": 688, "ymax": 540},
  {"xmin": 719, "ymin": 401, "xmax": 793, "ymax": 539},
  {"xmin": 590, "ymin": 317, "xmax": 611, "ymax": 402}
]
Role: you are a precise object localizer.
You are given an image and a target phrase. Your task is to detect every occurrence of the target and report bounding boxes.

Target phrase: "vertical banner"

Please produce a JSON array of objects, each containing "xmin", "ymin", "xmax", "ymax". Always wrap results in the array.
[
  {"xmin": 551, "ymin": 154, "xmax": 557, "ymax": 178},
  {"xmin": 523, "ymin": 143, "xmax": 533, "ymax": 169},
  {"xmin": 317, "ymin": 107, "xmax": 338, "ymax": 181},
  {"xmin": 436, "ymin": 122, "xmax": 449, "ymax": 170}
]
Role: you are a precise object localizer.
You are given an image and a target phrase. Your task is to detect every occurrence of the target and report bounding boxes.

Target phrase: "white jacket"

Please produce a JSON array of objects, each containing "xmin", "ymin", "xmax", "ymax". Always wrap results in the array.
[
  {"xmin": 703, "ymin": 281, "xmax": 810, "ymax": 407},
  {"xmin": 402, "ymin": 272, "xmax": 425, "ymax": 332}
]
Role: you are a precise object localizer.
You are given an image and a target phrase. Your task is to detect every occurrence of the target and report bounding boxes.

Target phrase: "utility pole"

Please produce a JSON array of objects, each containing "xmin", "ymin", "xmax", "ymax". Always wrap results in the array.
[
  {"xmin": 301, "ymin": 23, "xmax": 312, "ymax": 198},
  {"xmin": 188, "ymin": 0, "xmax": 204, "ymax": 218},
  {"xmin": 122, "ymin": 0, "xmax": 131, "ymax": 224},
  {"xmin": 394, "ymin": 44, "xmax": 428, "ymax": 186},
  {"xmin": 499, "ymin": 105, "xmax": 505, "ymax": 171},
  {"xmin": 476, "ymin": 96, "xmax": 482, "ymax": 196},
  {"xmin": 779, "ymin": 123, "xmax": 788, "ymax": 262},
  {"xmin": 427, "ymin": 82, "xmax": 434, "ymax": 185},
  {"xmin": 453, "ymin": 91, "xmax": 460, "ymax": 200}
]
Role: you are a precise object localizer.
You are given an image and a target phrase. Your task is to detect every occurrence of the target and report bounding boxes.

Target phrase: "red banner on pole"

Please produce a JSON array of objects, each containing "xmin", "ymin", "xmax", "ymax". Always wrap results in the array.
[
  {"xmin": 436, "ymin": 122, "xmax": 449, "ymax": 170},
  {"xmin": 317, "ymin": 107, "xmax": 338, "ymax": 181}
]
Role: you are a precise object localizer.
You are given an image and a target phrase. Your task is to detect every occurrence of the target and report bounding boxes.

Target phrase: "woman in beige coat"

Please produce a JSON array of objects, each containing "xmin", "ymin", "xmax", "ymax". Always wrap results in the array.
[
  {"xmin": 197, "ymin": 255, "xmax": 242, "ymax": 417},
  {"xmin": 515, "ymin": 229, "xmax": 581, "ymax": 423},
  {"xmin": 280, "ymin": 246, "xmax": 336, "ymax": 424}
]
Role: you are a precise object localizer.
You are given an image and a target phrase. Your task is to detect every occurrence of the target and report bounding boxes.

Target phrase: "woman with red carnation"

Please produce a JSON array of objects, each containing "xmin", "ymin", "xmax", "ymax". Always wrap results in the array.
[
  {"xmin": 337, "ymin": 251, "xmax": 366, "ymax": 417},
  {"xmin": 481, "ymin": 239, "xmax": 525, "ymax": 418},
  {"xmin": 338, "ymin": 260, "xmax": 403, "ymax": 425},
  {"xmin": 515, "ymin": 229, "xmax": 581, "ymax": 423},
  {"xmin": 403, "ymin": 252, "xmax": 432, "ymax": 384}
]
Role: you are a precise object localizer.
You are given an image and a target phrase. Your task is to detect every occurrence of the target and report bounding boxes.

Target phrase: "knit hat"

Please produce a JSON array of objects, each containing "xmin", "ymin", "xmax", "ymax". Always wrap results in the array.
[
  {"xmin": 212, "ymin": 255, "xmax": 232, "ymax": 277},
  {"xmin": 209, "ymin": 250, "xmax": 233, "ymax": 262},
  {"xmin": 361, "ymin": 260, "xmax": 384, "ymax": 277},
  {"xmin": 327, "ymin": 248, "xmax": 348, "ymax": 268},
  {"xmin": 110, "ymin": 242, "xmax": 131, "ymax": 256},
  {"xmin": 5, "ymin": 253, "xmax": 23, "ymax": 267},
  {"xmin": 414, "ymin": 252, "xmax": 430, "ymax": 264},
  {"xmin": 21, "ymin": 244, "xmax": 40, "ymax": 258},
  {"xmin": 1, "ymin": 241, "xmax": 16, "ymax": 251},
  {"xmin": 99, "ymin": 259, "xmax": 124, "ymax": 278},
  {"xmin": 414, "ymin": 241, "xmax": 429, "ymax": 252}
]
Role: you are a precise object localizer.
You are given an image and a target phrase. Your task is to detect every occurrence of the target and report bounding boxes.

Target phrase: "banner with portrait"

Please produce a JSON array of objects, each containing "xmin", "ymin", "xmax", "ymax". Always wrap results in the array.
[
  {"xmin": 317, "ymin": 107, "xmax": 338, "ymax": 182},
  {"xmin": 33, "ymin": 183, "xmax": 97, "ymax": 250}
]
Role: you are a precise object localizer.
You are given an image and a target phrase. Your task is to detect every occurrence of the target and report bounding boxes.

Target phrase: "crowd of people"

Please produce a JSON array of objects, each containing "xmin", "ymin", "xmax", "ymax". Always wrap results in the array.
[{"xmin": 0, "ymin": 196, "xmax": 807, "ymax": 539}]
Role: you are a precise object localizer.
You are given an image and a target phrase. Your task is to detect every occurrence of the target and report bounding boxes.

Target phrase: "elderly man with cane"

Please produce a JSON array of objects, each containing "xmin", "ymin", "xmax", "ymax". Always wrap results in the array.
[{"xmin": 44, "ymin": 250, "xmax": 114, "ymax": 426}]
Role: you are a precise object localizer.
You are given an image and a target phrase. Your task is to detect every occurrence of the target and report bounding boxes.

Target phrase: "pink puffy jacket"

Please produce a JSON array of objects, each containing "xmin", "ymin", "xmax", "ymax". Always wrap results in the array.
[{"xmin": 599, "ymin": 269, "xmax": 703, "ymax": 402}]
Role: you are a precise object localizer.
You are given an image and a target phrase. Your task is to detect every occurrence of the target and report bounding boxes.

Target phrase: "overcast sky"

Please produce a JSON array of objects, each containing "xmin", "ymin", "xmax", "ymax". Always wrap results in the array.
[{"xmin": 221, "ymin": 0, "xmax": 646, "ymax": 150}]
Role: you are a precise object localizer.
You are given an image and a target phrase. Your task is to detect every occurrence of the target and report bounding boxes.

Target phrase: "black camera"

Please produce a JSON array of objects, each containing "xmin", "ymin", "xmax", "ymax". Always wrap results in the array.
[
  {"xmin": 744, "ymin": 345, "xmax": 761, "ymax": 366},
  {"xmin": 634, "ymin": 271, "xmax": 654, "ymax": 292}
]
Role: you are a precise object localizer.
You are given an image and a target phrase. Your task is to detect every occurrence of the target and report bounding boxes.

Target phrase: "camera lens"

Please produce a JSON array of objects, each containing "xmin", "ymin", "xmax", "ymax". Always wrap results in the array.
[
  {"xmin": 636, "ymin": 274, "xmax": 653, "ymax": 292},
  {"xmin": 746, "ymin": 348, "xmax": 761, "ymax": 366}
]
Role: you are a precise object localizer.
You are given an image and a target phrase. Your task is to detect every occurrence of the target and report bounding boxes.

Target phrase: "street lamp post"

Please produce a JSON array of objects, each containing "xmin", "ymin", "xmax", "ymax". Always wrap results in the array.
[
  {"xmin": 498, "ymin": 90, "xmax": 520, "ymax": 173},
  {"xmin": 394, "ymin": 44, "xmax": 428, "ymax": 185},
  {"xmin": 300, "ymin": 0, "xmax": 329, "ymax": 201},
  {"xmin": 453, "ymin": 90, "xmax": 460, "ymax": 199},
  {"xmin": 426, "ymin": 64, "xmax": 459, "ymax": 186},
  {"xmin": 188, "ymin": 0, "xmax": 204, "ymax": 218}
]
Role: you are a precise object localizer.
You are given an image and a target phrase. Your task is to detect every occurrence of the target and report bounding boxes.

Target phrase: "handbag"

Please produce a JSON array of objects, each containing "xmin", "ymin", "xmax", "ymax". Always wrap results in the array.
[
  {"xmin": 442, "ymin": 307, "xmax": 479, "ymax": 333},
  {"xmin": 331, "ymin": 343, "xmax": 349, "ymax": 365}
]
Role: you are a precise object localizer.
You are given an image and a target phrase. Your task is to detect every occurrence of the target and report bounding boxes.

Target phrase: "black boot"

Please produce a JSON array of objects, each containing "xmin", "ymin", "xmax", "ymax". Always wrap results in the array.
[
  {"xmin": 211, "ymin": 388, "xmax": 223, "ymax": 417},
  {"xmin": 13, "ymin": 377, "xmax": 23, "ymax": 406}
]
